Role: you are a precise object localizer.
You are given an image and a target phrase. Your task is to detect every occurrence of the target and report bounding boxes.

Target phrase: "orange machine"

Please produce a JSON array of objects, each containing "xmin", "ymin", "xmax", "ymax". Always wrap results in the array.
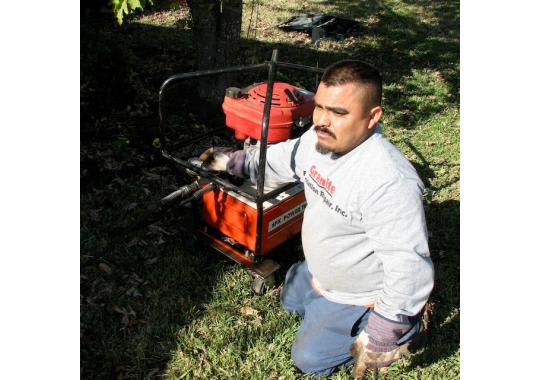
[
  {"xmin": 158, "ymin": 52, "xmax": 323, "ymax": 293},
  {"xmin": 200, "ymin": 182, "xmax": 307, "ymax": 264}
]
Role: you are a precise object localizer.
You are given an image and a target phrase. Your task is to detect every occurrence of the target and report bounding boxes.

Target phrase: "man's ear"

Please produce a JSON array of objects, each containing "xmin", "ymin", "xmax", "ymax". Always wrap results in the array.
[{"xmin": 368, "ymin": 106, "xmax": 383, "ymax": 129}]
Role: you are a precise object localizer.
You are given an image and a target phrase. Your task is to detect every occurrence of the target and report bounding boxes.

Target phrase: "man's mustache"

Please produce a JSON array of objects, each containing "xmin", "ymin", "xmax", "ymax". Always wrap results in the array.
[{"xmin": 314, "ymin": 125, "xmax": 336, "ymax": 139}]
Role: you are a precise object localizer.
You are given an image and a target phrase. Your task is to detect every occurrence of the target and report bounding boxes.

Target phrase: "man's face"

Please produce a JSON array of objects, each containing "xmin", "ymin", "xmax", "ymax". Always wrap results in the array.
[{"xmin": 312, "ymin": 82, "xmax": 382, "ymax": 155}]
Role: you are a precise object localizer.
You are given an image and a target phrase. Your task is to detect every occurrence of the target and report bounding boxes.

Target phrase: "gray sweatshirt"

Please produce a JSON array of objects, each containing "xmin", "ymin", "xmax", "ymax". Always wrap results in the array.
[{"xmin": 244, "ymin": 125, "xmax": 434, "ymax": 322}]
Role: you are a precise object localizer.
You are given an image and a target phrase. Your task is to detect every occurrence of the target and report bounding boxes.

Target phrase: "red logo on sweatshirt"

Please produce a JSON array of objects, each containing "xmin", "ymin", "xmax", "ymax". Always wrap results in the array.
[{"xmin": 309, "ymin": 165, "xmax": 335, "ymax": 196}]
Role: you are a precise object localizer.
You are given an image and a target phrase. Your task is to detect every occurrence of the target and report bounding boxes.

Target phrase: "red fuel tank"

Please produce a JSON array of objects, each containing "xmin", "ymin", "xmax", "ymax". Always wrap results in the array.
[{"xmin": 222, "ymin": 82, "xmax": 314, "ymax": 142}]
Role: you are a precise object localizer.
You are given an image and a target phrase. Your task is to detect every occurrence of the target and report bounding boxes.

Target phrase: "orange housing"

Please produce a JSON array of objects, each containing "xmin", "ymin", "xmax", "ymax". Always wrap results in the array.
[{"xmin": 200, "ymin": 184, "xmax": 306, "ymax": 261}]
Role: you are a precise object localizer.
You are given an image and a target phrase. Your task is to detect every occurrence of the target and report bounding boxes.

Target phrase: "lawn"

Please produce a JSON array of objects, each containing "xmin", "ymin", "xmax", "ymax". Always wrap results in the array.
[{"xmin": 81, "ymin": 1, "xmax": 459, "ymax": 378}]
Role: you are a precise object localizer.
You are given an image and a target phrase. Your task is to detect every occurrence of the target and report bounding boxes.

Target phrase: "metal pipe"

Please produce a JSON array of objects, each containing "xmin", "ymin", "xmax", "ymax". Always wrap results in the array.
[
  {"xmin": 158, "ymin": 62, "xmax": 269, "ymax": 147},
  {"xmin": 254, "ymin": 50, "xmax": 279, "ymax": 258},
  {"xmin": 159, "ymin": 62, "xmax": 268, "ymax": 102},
  {"xmin": 275, "ymin": 61, "xmax": 325, "ymax": 74}
]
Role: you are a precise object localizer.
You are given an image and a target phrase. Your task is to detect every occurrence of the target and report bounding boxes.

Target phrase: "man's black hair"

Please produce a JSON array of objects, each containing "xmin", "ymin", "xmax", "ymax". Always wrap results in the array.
[{"xmin": 321, "ymin": 60, "xmax": 382, "ymax": 107}]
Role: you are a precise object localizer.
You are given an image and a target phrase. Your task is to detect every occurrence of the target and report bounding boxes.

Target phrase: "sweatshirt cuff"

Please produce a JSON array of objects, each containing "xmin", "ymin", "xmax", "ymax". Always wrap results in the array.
[
  {"xmin": 225, "ymin": 150, "xmax": 247, "ymax": 178},
  {"xmin": 364, "ymin": 311, "xmax": 411, "ymax": 353}
]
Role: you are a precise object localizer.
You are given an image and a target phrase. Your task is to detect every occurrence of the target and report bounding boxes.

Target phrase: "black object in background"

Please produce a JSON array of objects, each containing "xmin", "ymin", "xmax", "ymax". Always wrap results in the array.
[{"xmin": 278, "ymin": 13, "xmax": 360, "ymax": 42}]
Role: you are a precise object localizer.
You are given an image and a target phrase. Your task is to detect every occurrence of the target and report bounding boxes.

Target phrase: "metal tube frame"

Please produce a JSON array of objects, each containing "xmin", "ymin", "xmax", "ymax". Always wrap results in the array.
[{"xmin": 158, "ymin": 51, "xmax": 324, "ymax": 260}]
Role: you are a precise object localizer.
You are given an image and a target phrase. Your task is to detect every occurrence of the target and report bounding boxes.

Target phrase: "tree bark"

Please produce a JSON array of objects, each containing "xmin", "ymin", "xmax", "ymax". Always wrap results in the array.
[{"xmin": 187, "ymin": 0, "xmax": 243, "ymax": 103}]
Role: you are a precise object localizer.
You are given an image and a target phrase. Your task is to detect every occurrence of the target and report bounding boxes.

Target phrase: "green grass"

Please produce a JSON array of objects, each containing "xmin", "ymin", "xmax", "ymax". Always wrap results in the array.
[{"xmin": 81, "ymin": 1, "xmax": 459, "ymax": 378}]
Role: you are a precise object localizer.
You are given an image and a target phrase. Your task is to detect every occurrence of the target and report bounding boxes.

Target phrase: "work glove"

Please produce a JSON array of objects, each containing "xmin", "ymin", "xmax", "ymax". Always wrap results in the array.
[
  {"xmin": 350, "ymin": 312, "xmax": 411, "ymax": 379},
  {"xmin": 198, "ymin": 147, "xmax": 247, "ymax": 177}
]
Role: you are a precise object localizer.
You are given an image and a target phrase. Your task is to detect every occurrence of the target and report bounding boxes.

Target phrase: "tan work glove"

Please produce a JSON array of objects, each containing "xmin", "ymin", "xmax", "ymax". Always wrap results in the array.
[
  {"xmin": 198, "ymin": 147, "xmax": 235, "ymax": 171},
  {"xmin": 349, "ymin": 312, "xmax": 412, "ymax": 379},
  {"xmin": 198, "ymin": 147, "xmax": 247, "ymax": 177},
  {"xmin": 350, "ymin": 330, "xmax": 410, "ymax": 378}
]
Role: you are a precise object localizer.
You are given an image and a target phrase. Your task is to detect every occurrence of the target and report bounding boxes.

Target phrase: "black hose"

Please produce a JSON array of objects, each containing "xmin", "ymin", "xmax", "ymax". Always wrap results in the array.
[
  {"xmin": 117, "ymin": 180, "xmax": 205, "ymax": 234},
  {"xmin": 160, "ymin": 181, "xmax": 200, "ymax": 206},
  {"xmin": 175, "ymin": 183, "xmax": 216, "ymax": 209}
]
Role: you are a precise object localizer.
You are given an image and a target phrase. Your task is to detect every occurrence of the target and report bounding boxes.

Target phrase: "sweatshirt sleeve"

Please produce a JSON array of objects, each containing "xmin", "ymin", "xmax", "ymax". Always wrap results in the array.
[
  {"xmin": 362, "ymin": 177, "xmax": 434, "ymax": 323},
  {"xmin": 244, "ymin": 131, "xmax": 312, "ymax": 188}
]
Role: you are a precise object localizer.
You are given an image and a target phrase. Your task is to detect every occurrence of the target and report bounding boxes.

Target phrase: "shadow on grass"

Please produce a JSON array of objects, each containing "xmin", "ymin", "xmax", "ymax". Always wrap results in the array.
[
  {"xmin": 81, "ymin": 0, "xmax": 459, "ymax": 139},
  {"xmin": 81, "ymin": 1, "xmax": 459, "ymax": 377},
  {"xmin": 408, "ymin": 198, "xmax": 460, "ymax": 368},
  {"xmin": 80, "ymin": 206, "xmax": 235, "ymax": 378},
  {"xmin": 403, "ymin": 142, "xmax": 460, "ymax": 366}
]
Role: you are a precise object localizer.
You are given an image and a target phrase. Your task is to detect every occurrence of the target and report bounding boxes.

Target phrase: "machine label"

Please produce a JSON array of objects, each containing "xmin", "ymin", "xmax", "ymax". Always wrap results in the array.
[{"xmin": 268, "ymin": 201, "xmax": 307, "ymax": 232}]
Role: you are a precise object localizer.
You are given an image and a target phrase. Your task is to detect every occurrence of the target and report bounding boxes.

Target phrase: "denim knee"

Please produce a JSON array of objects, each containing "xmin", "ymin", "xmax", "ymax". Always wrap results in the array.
[
  {"xmin": 291, "ymin": 340, "xmax": 327, "ymax": 376},
  {"xmin": 280, "ymin": 261, "xmax": 311, "ymax": 316},
  {"xmin": 291, "ymin": 337, "xmax": 338, "ymax": 377}
]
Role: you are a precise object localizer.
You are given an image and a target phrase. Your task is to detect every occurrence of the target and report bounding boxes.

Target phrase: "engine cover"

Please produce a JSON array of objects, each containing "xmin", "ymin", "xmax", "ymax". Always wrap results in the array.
[{"xmin": 222, "ymin": 82, "xmax": 314, "ymax": 142}]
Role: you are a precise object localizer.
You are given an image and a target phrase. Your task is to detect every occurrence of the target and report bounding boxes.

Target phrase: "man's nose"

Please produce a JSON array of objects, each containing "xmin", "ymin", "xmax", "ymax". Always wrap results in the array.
[{"xmin": 314, "ymin": 109, "xmax": 330, "ymax": 127}]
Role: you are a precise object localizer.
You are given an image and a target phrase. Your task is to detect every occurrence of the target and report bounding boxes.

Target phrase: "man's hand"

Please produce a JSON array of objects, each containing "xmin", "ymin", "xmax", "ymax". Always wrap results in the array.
[
  {"xmin": 199, "ymin": 147, "xmax": 235, "ymax": 171},
  {"xmin": 198, "ymin": 147, "xmax": 246, "ymax": 177},
  {"xmin": 349, "ymin": 312, "xmax": 411, "ymax": 379}
]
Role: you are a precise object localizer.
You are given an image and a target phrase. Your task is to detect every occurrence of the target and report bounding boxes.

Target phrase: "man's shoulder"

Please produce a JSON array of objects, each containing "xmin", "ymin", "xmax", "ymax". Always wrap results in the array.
[{"xmin": 362, "ymin": 134, "xmax": 424, "ymax": 190}]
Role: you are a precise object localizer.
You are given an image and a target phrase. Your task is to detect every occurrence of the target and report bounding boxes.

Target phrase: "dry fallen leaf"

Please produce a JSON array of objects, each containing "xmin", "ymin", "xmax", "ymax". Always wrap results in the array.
[
  {"xmin": 99, "ymin": 263, "xmax": 112, "ymax": 274},
  {"xmin": 145, "ymin": 257, "xmax": 158, "ymax": 265},
  {"xmin": 148, "ymin": 224, "xmax": 172, "ymax": 235},
  {"xmin": 127, "ymin": 238, "xmax": 139, "ymax": 248},
  {"xmin": 126, "ymin": 286, "xmax": 142, "ymax": 297},
  {"xmin": 142, "ymin": 170, "xmax": 161, "ymax": 181},
  {"xmin": 124, "ymin": 202, "xmax": 138, "ymax": 211},
  {"xmin": 434, "ymin": 71, "xmax": 445, "ymax": 80},
  {"xmin": 240, "ymin": 306, "xmax": 259, "ymax": 316}
]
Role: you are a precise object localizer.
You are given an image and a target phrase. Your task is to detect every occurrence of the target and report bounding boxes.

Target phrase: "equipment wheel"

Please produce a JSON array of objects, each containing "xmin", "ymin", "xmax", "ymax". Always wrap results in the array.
[{"xmin": 251, "ymin": 274, "xmax": 275, "ymax": 295}]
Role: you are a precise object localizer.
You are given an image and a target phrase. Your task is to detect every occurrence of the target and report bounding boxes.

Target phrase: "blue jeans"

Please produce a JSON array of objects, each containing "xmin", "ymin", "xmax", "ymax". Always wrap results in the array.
[{"xmin": 280, "ymin": 261, "xmax": 420, "ymax": 377}]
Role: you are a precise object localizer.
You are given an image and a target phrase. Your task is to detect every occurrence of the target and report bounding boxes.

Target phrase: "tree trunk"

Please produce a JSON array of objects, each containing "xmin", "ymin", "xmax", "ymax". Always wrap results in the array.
[{"xmin": 187, "ymin": 0, "xmax": 243, "ymax": 103}]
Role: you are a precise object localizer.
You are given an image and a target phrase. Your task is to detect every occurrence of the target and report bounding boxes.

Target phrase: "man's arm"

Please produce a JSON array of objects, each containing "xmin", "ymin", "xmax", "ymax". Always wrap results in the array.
[
  {"xmin": 202, "ymin": 128, "xmax": 315, "ymax": 185},
  {"xmin": 200, "ymin": 136, "xmax": 305, "ymax": 188},
  {"xmin": 362, "ymin": 177, "xmax": 434, "ymax": 322},
  {"xmin": 242, "ymin": 137, "xmax": 305, "ymax": 188},
  {"xmin": 351, "ymin": 177, "xmax": 433, "ymax": 371}
]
